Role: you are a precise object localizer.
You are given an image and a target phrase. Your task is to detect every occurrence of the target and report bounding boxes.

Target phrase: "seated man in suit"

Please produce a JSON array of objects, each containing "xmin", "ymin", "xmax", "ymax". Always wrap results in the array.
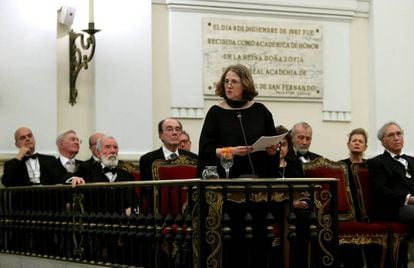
[
  {"xmin": 2, "ymin": 127, "xmax": 55, "ymax": 186},
  {"xmin": 288, "ymin": 121, "xmax": 321, "ymax": 163},
  {"xmin": 76, "ymin": 135, "xmax": 137, "ymax": 263},
  {"xmin": 367, "ymin": 121, "xmax": 414, "ymax": 223},
  {"xmin": 84, "ymin": 132, "xmax": 105, "ymax": 165},
  {"xmin": 43, "ymin": 129, "xmax": 84, "ymax": 184},
  {"xmin": 139, "ymin": 118, "xmax": 197, "ymax": 180},
  {"xmin": 77, "ymin": 135, "xmax": 137, "ymax": 213},
  {"xmin": 79, "ymin": 135, "xmax": 134, "ymax": 183}
]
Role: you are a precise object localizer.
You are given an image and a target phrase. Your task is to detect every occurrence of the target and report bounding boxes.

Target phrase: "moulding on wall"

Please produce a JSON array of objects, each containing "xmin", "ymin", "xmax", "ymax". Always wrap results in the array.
[
  {"xmin": 171, "ymin": 107, "xmax": 205, "ymax": 118},
  {"xmin": 322, "ymin": 110, "xmax": 351, "ymax": 122},
  {"xmin": 157, "ymin": 0, "xmax": 370, "ymax": 18}
]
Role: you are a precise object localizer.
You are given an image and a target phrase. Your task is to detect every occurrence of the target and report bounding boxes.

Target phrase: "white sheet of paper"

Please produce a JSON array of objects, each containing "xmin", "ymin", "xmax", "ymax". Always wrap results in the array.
[{"xmin": 251, "ymin": 133, "xmax": 288, "ymax": 152}]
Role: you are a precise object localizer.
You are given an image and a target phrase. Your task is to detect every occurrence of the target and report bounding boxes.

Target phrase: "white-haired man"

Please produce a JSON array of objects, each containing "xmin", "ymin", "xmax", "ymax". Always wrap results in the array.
[
  {"xmin": 78, "ymin": 135, "xmax": 134, "ymax": 184},
  {"xmin": 42, "ymin": 129, "xmax": 84, "ymax": 185},
  {"xmin": 289, "ymin": 122, "xmax": 321, "ymax": 163}
]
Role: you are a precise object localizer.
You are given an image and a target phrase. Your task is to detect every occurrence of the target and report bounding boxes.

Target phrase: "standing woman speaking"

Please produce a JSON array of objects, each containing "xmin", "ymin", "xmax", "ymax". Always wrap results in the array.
[{"xmin": 197, "ymin": 64, "xmax": 279, "ymax": 178}]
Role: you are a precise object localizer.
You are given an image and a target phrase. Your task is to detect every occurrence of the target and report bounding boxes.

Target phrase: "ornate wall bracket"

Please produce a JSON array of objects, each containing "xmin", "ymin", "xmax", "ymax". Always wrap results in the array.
[{"xmin": 69, "ymin": 22, "xmax": 100, "ymax": 105}]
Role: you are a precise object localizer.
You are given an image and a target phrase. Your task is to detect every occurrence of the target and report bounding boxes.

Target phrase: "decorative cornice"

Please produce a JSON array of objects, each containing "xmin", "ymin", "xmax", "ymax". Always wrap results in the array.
[{"xmin": 154, "ymin": 0, "xmax": 370, "ymax": 19}]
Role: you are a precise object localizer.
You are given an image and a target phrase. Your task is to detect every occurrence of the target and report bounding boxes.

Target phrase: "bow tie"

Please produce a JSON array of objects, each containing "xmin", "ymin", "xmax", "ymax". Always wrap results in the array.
[
  {"xmin": 296, "ymin": 152, "xmax": 309, "ymax": 157},
  {"xmin": 23, "ymin": 154, "xmax": 37, "ymax": 161},
  {"xmin": 395, "ymin": 154, "xmax": 407, "ymax": 160},
  {"xmin": 103, "ymin": 167, "xmax": 117, "ymax": 174}
]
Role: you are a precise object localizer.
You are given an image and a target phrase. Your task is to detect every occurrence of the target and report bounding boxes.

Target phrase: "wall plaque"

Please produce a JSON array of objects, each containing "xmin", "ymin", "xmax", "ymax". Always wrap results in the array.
[{"xmin": 203, "ymin": 18, "xmax": 323, "ymax": 99}]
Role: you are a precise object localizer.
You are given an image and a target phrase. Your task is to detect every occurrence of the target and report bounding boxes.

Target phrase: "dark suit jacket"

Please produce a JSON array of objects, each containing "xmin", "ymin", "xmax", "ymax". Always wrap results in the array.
[
  {"xmin": 139, "ymin": 147, "xmax": 198, "ymax": 181},
  {"xmin": 83, "ymin": 156, "xmax": 98, "ymax": 166},
  {"xmin": 367, "ymin": 151, "xmax": 414, "ymax": 221},
  {"xmin": 76, "ymin": 161, "xmax": 137, "ymax": 213},
  {"xmin": 77, "ymin": 161, "xmax": 134, "ymax": 183},
  {"xmin": 42, "ymin": 157, "xmax": 84, "ymax": 184},
  {"xmin": 277, "ymin": 154, "xmax": 304, "ymax": 178},
  {"xmin": 1, "ymin": 153, "xmax": 56, "ymax": 186}
]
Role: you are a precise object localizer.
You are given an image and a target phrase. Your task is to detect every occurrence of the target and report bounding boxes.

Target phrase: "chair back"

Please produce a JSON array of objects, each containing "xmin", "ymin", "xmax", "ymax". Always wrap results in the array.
[
  {"xmin": 151, "ymin": 155, "xmax": 198, "ymax": 216},
  {"xmin": 351, "ymin": 163, "xmax": 373, "ymax": 222},
  {"xmin": 131, "ymin": 171, "xmax": 141, "ymax": 181},
  {"xmin": 303, "ymin": 157, "xmax": 356, "ymax": 221}
]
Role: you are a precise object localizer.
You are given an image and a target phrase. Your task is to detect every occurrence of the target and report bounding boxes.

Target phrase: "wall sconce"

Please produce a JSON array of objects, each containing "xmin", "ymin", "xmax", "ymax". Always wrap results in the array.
[{"xmin": 69, "ymin": 22, "xmax": 100, "ymax": 105}]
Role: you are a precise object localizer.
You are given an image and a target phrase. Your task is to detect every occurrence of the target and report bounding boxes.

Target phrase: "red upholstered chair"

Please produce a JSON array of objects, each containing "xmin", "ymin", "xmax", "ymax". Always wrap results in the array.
[
  {"xmin": 131, "ymin": 171, "xmax": 141, "ymax": 180},
  {"xmin": 303, "ymin": 157, "xmax": 355, "ymax": 220},
  {"xmin": 151, "ymin": 155, "xmax": 198, "ymax": 217},
  {"xmin": 303, "ymin": 157, "xmax": 388, "ymax": 268},
  {"xmin": 352, "ymin": 163, "xmax": 412, "ymax": 268}
]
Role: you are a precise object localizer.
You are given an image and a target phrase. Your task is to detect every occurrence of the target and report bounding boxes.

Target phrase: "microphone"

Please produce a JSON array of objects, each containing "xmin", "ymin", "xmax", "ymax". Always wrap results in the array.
[{"xmin": 237, "ymin": 111, "xmax": 257, "ymax": 178}]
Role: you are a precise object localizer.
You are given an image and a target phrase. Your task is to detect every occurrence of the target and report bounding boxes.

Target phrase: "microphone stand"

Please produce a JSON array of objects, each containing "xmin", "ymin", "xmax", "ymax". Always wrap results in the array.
[{"xmin": 237, "ymin": 112, "xmax": 257, "ymax": 178}]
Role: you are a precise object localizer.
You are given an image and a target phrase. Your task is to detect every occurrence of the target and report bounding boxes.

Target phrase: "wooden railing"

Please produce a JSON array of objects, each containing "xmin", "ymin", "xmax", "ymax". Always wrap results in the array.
[{"xmin": 0, "ymin": 178, "xmax": 338, "ymax": 268}]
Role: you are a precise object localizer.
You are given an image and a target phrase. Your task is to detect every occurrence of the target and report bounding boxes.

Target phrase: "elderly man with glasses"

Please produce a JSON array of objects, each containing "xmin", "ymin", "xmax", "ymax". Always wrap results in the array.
[
  {"xmin": 367, "ymin": 121, "xmax": 414, "ymax": 223},
  {"xmin": 139, "ymin": 118, "xmax": 197, "ymax": 181}
]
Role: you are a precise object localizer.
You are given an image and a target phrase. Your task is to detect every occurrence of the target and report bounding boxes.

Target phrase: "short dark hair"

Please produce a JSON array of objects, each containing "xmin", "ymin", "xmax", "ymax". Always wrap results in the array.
[
  {"xmin": 215, "ymin": 64, "xmax": 258, "ymax": 101},
  {"xmin": 158, "ymin": 118, "xmax": 183, "ymax": 135},
  {"xmin": 275, "ymin": 125, "xmax": 293, "ymax": 149}
]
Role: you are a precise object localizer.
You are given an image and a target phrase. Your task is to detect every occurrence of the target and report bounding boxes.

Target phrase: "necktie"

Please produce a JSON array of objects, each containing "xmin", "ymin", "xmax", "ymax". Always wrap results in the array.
[
  {"xmin": 65, "ymin": 160, "xmax": 76, "ymax": 173},
  {"xmin": 169, "ymin": 153, "xmax": 178, "ymax": 160},
  {"xmin": 103, "ymin": 167, "xmax": 117, "ymax": 174}
]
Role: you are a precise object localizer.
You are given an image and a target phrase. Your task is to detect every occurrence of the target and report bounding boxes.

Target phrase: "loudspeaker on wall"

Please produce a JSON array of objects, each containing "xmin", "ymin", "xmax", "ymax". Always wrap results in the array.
[{"xmin": 58, "ymin": 6, "xmax": 76, "ymax": 26}]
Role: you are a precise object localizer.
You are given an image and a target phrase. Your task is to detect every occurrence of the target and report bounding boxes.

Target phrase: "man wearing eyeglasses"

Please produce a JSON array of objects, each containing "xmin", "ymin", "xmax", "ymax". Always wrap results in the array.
[
  {"xmin": 179, "ymin": 130, "xmax": 196, "ymax": 154},
  {"xmin": 367, "ymin": 121, "xmax": 414, "ymax": 223},
  {"xmin": 139, "ymin": 118, "xmax": 197, "ymax": 181}
]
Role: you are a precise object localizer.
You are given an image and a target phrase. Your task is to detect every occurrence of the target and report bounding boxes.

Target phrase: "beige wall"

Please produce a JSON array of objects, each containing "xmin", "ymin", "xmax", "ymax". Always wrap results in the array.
[
  {"xmin": 0, "ymin": 1, "xmax": 371, "ymax": 164},
  {"xmin": 152, "ymin": 3, "xmax": 173, "ymax": 149}
]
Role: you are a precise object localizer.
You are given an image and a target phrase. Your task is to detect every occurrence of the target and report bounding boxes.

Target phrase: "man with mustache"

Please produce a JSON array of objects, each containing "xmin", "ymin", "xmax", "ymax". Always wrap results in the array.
[
  {"xmin": 76, "ymin": 135, "xmax": 137, "ymax": 264},
  {"xmin": 288, "ymin": 121, "xmax": 321, "ymax": 163},
  {"xmin": 76, "ymin": 135, "xmax": 137, "ymax": 214},
  {"xmin": 79, "ymin": 135, "xmax": 134, "ymax": 184}
]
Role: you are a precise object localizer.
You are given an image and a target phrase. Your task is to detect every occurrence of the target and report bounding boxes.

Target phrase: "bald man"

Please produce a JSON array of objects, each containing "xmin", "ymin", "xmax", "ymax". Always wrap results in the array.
[
  {"xmin": 84, "ymin": 132, "xmax": 105, "ymax": 165},
  {"xmin": 2, "ymin": 127, "xmax": 55, "ymax": 186}
]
